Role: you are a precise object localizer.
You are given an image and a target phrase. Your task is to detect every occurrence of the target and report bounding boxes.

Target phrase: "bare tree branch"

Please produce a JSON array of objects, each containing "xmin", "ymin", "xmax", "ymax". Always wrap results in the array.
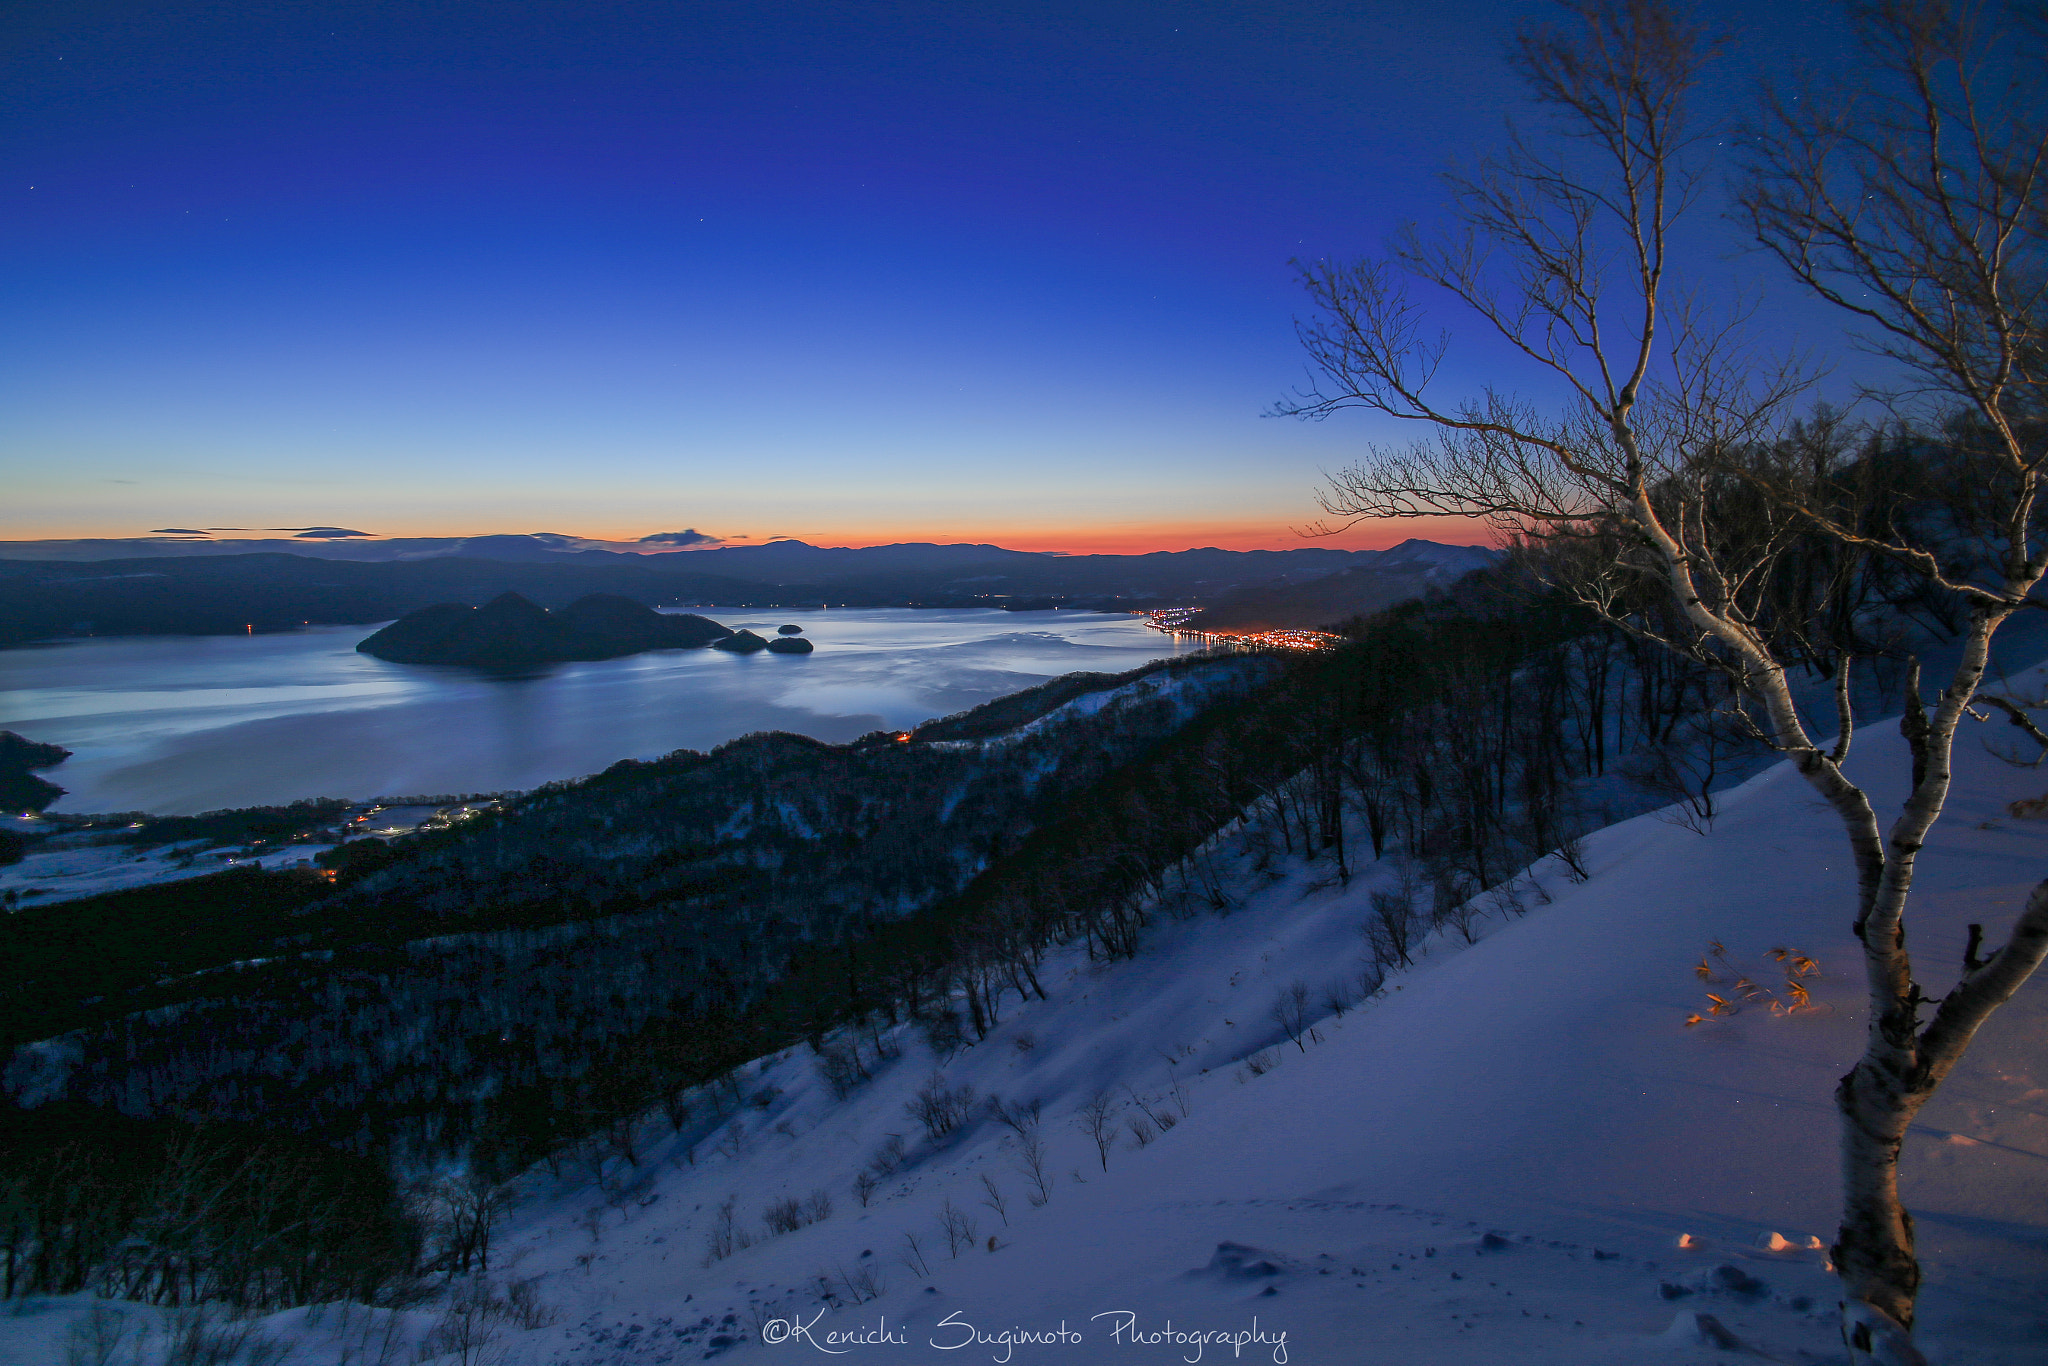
[{"xmin": 1278, "ymin": 0, "xmax": 2046, "ymax": 1346}]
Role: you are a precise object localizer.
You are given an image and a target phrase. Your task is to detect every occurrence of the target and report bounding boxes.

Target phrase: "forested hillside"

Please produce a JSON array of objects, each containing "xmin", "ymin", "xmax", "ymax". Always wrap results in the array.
[
  {"xmin": 0, "ymin": 448, "xmax": 2000, "ymax": 1313},
  {"xmin": 3, "ymin": 653, "xmax": 1272, "ymax": 1170}
]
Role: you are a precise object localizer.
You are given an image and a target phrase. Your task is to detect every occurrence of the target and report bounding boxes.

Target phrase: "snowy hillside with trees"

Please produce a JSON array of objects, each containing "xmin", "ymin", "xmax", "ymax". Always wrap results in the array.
[
  {"xmin": 10, "ymin": 664, "xmax": 2040, "ymax": 1366},
  {"xmin": 4, "ymin": 0, "xmax": 2041, "ymax": 1360}
]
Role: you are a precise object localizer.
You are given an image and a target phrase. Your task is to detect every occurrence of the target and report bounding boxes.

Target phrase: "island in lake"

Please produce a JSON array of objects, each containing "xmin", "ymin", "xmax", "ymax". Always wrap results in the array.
[{"xmin": 357, "ymin": 592, "xmax": 747, "ymax": 665}]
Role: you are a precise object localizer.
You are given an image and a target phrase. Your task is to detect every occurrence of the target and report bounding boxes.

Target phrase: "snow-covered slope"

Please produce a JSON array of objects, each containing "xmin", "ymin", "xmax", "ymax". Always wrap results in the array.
[{"xmin": 10, "ymin": 667, "xmax": 2045, "ymax": 1366}]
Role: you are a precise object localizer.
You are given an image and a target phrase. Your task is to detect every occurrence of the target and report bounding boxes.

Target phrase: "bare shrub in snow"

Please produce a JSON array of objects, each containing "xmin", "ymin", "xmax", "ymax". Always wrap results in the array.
[
  {"xmin": 714, "ymin": 1119, "xmax": 749, "ymax": 1160},
  {"xmin": 937, "ymin": 1200, "xmax": 978, "ymax": 1258},
  {"xmin": 703, "ymin": 1197, "xmax": 752, "ymax": 1265},
  {"xmin": 852, "ymin": 1171, "xmax": 881, "ymax": 1207},
  {"xmin": 918, "ymin": 1009, "xmax": 966, "ymax": 1059},
  {"xmin": 986, "ymin": 1094, "xmax": 1041, "ymax": 1137},
  {"xmin": 416, "ymin": 1295, "xmax": 505, "ymax": 1366},
  {"xmin": 899, "ymin": 1231, "xmax": 930, "ymax": 1278},
  {"xmin": 842, "ymin": 1259, "xmax": 885, "ymax": 1303},
  {"xmin": 1273, "ymin": 978, "xmax": 1312, "ymax": 1051},
  {"xmin": 816, "ymin": 1039, "xmax": 870, "ymax": 1100},
  {"xmin": 1486, "ymin": 879, "xmax": 1528, "ymax": 919},
  {"xmin": 412, "ymin": 1275, "xmax": 550, "ymax": 1365},
  {"xmin": 1555, "ymin": 834, "xmax": 1590, "ymax": 883},
  {"xmin": 65, "ymin": 1305, "xmax": 134, "ymax": 1366},
  {"xmin": 1075, "ymin": 1091, "xmax": 1121, "ymax": 1171},
  {"xmin": 762, "ymin": 1196, "xmax": 806, "ymax": 1236},
  {"xmin": 905, "ymin": 1073, "xmax": 977, "ymax": 1144},
  {"xmin": 1633, "ymin": 707, "xmax": 1754, "ymax": 835},
  {"xmin": 762, "ymin": 1189, "xmax": 833, "ymax": 1236},
  {"xmin": 978, "ymin": 1173, "xmax": 1009, "ymax": 1227},
  {"xmin": 1128, "ymin": 1114, "xmax": 1157, "ymax": 1147},
  {"xmin": 1243, "ymin": 1050, "xmax": 1277, "ymax": 1077},
  {"xmin": 1428, "ymin": 863, "xmax": 1482, "ymax": 945},
  {"xmin": 151, "ymin": 1305, "xmax": 275, "ymax": 1366},
  {"xmin": 866, "ymin": 1133, "xmax": 908, "ymax": 1177},
  {"xmin": 1364, "ymin": 890, "xmax": 1417, "ymax": 967},
  {"xmin": 503, "ymin": 1276, "xmax": 559, "ymax": 1329},
  {"xmin": 1014, "ymin": 1134, "xmax": 1053, "ymax": 1208}
]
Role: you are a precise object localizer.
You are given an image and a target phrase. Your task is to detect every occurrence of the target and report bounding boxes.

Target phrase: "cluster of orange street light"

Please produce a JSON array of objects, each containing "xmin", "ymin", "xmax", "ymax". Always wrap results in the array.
[{"xmin": 1143, "ymin": 608, "xmax": 1343, "ymax": 653}]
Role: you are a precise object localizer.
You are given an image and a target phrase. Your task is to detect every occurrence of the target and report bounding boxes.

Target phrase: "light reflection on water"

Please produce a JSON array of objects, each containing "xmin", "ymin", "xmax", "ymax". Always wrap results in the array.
[{"xmin": 0, "ymin": 609, "xmax": 1182, "ymax": 814}]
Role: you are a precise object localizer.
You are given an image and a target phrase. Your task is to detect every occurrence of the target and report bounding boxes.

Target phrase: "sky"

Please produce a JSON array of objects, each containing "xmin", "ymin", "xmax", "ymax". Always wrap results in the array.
[{"xmin": 2, "ymin": 0, "xmax": 1868, "ymax": 554}]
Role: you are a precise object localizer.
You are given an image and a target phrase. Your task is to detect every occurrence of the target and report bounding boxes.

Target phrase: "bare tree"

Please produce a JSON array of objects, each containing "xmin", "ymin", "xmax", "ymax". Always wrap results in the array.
[
  {"xmin": 904, "ymin": 1073, "xmax": 977, "ymax": 1145},
  {"xmin": 977, "ymin": 1174, "xmax": 1009, "ymax": 1228},
  {"xmin": 1363, "ymin": 887, "xmax": 1418, "ymax": 968},
  {"xmin": 1272, "ymin": 979, "xmax": 1313, "ymax": 1051},
  {"xmin": 1279, "ymin": 0, "xmax": 2048, "ymax": 1351},
  {"xmin": 1074, "ymin": 1092, "xmax": 1122, "ymax": 1172},
  {"xmin": 1733, "ymin": 2, "xmax": 2048, "ymax": 1348},
  {"xmin": 421, "ymin": 1172, "xmax": 507, "ymax": 1278},
  {"xmin": 985, "ymin": 1094, "xmax": 1042, "ymax": 1138},
  {"xmin": 898, "ymin": 1230, "xmax": 930, "ymax": 1278},
  {"xmin": 936, "ymin": 1200, "xmax": 977, "ymax": 1259},
  {"xmin": 1013, "ymin": 1133, "xmax": 1054, "ymax": 1208}
]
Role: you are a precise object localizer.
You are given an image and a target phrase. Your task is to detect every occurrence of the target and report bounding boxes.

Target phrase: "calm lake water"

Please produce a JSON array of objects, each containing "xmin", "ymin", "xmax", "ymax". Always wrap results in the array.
[{"xmin": 1, "ymin": 609, "xmax": 1184, "ymax": 815}]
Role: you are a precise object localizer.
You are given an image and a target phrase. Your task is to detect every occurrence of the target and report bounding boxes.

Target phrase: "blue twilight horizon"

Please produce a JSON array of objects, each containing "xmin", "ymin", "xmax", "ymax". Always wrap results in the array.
[{"xmin": 3, "ymin": 0, "xmax": 1866, "ymax": 555}]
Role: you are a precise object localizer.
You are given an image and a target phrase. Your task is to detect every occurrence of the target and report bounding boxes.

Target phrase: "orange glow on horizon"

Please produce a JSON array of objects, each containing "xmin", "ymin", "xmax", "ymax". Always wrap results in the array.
[
  {"xmin": 605, "ymin": 515, "xmax": 1501, "ymax": 556},
  {"xmin": 918, "ymin": 516, "xmax": 1501, "ymax": 555},
  {"xmin": 3, "ymin": 515, "xmax": 1503, "ymax": 557}
]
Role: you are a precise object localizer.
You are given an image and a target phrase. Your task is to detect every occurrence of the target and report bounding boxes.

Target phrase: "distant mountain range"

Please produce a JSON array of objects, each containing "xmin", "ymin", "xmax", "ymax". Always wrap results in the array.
[{"xmin": 0, "ymin": 535, "xmax": 1499, "ymax": 646}]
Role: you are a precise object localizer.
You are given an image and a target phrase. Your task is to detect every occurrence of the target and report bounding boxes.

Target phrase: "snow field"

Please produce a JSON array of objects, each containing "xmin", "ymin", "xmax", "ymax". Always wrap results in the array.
[{"xmin": 7, "ymin": 665, "xmax": 2046, "ymax": 1365}]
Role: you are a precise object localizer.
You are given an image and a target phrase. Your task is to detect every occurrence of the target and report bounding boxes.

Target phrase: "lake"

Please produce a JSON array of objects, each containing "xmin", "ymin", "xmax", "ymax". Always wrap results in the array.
[{"xmin": 1, "ymin": 608, "xmax": 1185, "ymax": 815}]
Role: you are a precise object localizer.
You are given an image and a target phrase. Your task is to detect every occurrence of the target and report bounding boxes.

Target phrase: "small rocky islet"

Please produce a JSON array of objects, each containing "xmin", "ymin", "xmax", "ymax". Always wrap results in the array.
[
  {"xmin": 355, "ymin": 592, "xmax": 816, "ymax": 666},
  {"xmin": 710, "ymin": 628, "xmax": 767, "ymax": 653}
]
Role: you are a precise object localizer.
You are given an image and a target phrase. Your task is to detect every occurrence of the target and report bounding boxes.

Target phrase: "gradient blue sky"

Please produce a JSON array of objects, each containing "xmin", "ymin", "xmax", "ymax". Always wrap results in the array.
[{"xmin": 3, "ymin": 0, "xmax": 1866, "ymax": 553}]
